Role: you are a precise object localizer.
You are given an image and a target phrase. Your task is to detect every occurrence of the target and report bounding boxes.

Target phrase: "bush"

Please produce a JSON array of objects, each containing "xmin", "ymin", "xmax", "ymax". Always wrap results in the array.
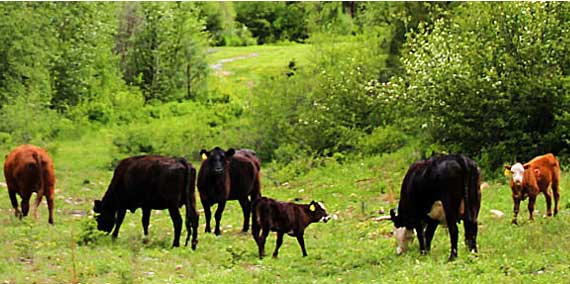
[
  {"xmin": 386, "ymin": 2, "xmax": 570, "ymax": 170},
  {"xmin": 356, "ymin": 125, "xmax": 408, "ymax": 155}
]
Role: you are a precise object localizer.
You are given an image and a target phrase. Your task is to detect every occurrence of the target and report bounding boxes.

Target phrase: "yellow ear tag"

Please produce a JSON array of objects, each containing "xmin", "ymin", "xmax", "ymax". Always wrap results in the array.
[
  {"xmin": 201, "ymin": 153, "xmax": 208, "ymax": 161},
  {"xmin": 504, "ymin": 168, "xmax": 512, "ymax": 177},
  {"xmin": 309, "ymin": 204, "xmax": 316, "ymax": 212}
]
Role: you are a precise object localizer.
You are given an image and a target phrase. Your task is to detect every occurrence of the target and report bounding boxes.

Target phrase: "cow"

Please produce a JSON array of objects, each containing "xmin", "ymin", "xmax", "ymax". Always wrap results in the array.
[
  {"xmin": 4, "ymin": 144, "xmax": 55, "ymax": 224},
  {"xmin": 93, "ymin": 155, "xmax": 199, "ymax": 249},
  {"xmin": 197, "ymin": 147, "xmax": 261, "ymax": 235},
  {"xmin": 387, "ymin": 154, "xmax": 481, "ymax": 261},
  {"xmin": 504, "ymin": 153, "xmax": 560, "ymax": 225},
  {"xmin": 251, "ymin": 197, "xmax": 331, "ymax": 259}
]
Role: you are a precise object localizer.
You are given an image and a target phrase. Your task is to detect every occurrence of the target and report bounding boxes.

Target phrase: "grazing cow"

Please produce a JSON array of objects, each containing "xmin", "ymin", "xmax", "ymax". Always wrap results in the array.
[
  {"xmin": 198, "ymin": 147, "xmax": 261, "ymax": 235},
  {"xmin": 504, "ymin": 153, "xmax": 560, "ymax": 225},
  {"xmin": 93, "ymin": 155, "xmax": 199, "ymax": 249},
  {"xmin": 388, "ymin": 154, "xmax": 481, "ymax": 261},
  {"xmin": 251, "ymin": 197, "xmax": 330, "ymax": 258},
  {"xmin": 4, "ymin": 144, "xmax": 55, "ymax": 224}
]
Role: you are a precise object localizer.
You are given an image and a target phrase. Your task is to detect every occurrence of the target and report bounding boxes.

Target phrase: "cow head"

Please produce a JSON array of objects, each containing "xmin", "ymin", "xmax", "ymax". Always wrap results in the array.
[
  {"xmin": 308, "ymin": 201, "xmax": 331, "ymax": 223},
  {"xmin": 389, "ymin": 208, "xmax": 414, "ymax": 254},
  {"xmin": 93, "ymin": 199, "xmax": 116, "ymax": 233},
  {"xmin": 505, "ymin": 163, "xmax": 527, "ymax": 186},
  {"xmin": 393, "ymin": 227, "xmax": 415, "ymax": 255},
  {"xmin": 200, "ymin": 147, "xmax": 235, "ymax": 176}
]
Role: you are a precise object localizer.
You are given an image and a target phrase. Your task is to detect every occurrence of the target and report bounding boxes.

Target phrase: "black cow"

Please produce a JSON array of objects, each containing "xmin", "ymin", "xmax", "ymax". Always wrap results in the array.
[
  {"xmin": 93, "ymin": 155, "xmax": 199, "ymax": 249},
  {"xmin": 198, "ymin": 147, "xmax": 261, "ymax": 235},
  {"xmin": 251, "ymin": 197, "xmax": 330, "ymax": 259},
  {"xmin": 389, "ymin": 154, "xmax": 481, "ymax": 261}
]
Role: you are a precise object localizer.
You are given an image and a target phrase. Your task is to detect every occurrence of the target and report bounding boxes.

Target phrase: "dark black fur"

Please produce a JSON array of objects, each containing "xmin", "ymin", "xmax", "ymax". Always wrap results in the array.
[
  {"xmin": 93, "ymin": 155, "xmax": 199, "ymax": 249},
  {"xmin": 390, "ymin": 154, "xmax": 481, "ymax": 261}
]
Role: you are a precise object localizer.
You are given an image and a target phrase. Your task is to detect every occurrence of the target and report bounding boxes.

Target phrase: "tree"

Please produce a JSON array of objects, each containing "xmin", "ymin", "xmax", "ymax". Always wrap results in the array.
[{"xmin": 388, "ymin": 2, "xmax": 570, "ymax": 169}]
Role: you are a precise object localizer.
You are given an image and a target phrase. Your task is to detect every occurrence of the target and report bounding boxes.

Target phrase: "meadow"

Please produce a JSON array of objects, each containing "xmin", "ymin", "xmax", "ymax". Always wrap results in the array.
[{"xmin": 1, "ymin": 43, "xmax": 570, "ymax": 283}]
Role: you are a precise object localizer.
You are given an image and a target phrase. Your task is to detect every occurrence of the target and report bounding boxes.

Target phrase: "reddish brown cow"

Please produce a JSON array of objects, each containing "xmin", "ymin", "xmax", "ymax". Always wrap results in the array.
[
  {"xmin": 505, "ymin": 153, "xmax": 561, "ymax": 225},
  {"xmin": 4, "ymin": 144, "xmax": 55, "ymax": 224},
  {"xmin": 251, "ymin": 197, "xmax": 330, "ymax": 259},
  {"xmin": 198, "ymin": 147, "xmax": 261, "ymax": 235}
]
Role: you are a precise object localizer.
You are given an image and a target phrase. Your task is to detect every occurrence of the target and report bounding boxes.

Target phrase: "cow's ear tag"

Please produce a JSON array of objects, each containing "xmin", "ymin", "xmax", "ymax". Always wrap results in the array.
[
  {"xmin": 504, "ymin": 168, "xmax": 512, "ymax": 177},
  {"xmin": 309, "ymin": 204, "xmax": 316, "ymax": 212},
  {"xmin": 201, "ymin": 153, "xmax": 208, "ymax": 161}
]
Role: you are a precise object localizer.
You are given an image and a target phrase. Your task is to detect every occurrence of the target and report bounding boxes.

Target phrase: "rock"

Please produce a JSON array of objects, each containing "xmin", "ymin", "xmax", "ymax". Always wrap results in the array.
[{"xmin": 490, "ymin": 209, "xmax": 505, "ymax": 218}]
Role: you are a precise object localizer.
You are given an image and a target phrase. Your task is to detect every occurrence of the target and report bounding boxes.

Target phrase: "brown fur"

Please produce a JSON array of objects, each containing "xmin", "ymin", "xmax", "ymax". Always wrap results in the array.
[
  {"xmin": 4, "ymin": 144, "xmax": 55, "ymax": 224},
  {"xmin": 505, "ymin": 153, "xmax": 561, "ymax": 224},
  {"xmin": 251, "ymin": 197, "xmax": 329, "ymax": 258}
]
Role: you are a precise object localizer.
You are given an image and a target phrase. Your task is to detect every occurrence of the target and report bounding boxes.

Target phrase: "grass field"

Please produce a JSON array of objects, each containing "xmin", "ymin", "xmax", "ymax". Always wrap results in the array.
[{"xmin": 1, "ymin": 43, "xmax": 570, "ymax": 283}]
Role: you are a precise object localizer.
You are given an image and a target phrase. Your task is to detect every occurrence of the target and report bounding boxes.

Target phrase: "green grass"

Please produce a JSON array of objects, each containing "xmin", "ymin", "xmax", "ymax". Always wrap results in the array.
[
  {"xmin": 1, "ymin": 138, "xmax": 570, "ymax": 283},
  {"xmin": 206, "ymin": 44, "xmax": 313, "ymax": 105},
  {"xmin": 1, "ymin": 43, "xmax": 570, "ymax": 283}
]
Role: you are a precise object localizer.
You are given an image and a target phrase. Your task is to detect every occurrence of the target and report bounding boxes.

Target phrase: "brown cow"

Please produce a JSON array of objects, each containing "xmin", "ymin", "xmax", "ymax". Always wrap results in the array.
[
  {"xmin": 505, "ymin": 153, "xmax": 561, "ymax": 225},
  {"xmin": 197, "ymin": 147, "xmax": 261, "ymax": 235},
  {"xmin": 4, "ymin": 144, "xmax": 55, "ymax": 224},
  {"xmin": 251, "ymin": 197, "xmax": 330, "ymax": 259},
  {"xmin": 93, "ymin": 155, "xmax": 199, "ymax": 249}
]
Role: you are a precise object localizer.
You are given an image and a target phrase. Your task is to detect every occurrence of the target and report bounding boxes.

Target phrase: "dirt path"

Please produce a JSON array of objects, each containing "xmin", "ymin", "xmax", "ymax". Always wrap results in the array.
[{"xmin": 210, "ymin": 52, "xmax": 258, "ymax": 76}]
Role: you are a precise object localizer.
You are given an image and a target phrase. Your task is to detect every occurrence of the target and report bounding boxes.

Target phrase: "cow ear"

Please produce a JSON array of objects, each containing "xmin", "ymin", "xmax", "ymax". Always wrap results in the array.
[
  {"xmin": 226, "ymin": 148, "xmax": 235, "ymax": 158},
  {"xmin": 93, "ymin": 200, "xmax": 102, "ymax": 213}
]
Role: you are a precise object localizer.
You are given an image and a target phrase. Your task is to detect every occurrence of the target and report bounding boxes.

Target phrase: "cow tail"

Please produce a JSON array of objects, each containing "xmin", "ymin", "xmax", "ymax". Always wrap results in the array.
[
  {"xmin": 180, "ymin": 158, "xmax": 198, "ymax": 249},
  {"xmin": 32, "ymin": 152, "xmax": 45, "ymax": 206},
  {"xmin": 457, "ymin": 156, "xmax": 473, "ymax": 224},
  {"xmin": 251, "ymin": 197, "xmax": 261, "ymax": 241}
]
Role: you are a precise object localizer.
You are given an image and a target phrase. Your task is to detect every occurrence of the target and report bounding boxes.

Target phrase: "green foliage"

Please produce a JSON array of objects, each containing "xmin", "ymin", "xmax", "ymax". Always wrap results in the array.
[
  {"xmin": 118, "ymin": 2, "xmax": 209, "ymax": 102},
  {"xmin": 196, "ymin": 2, "xmax": 256, "ymax": 47},
  {"xmin": 0, "ymin": 94, "xmax": 79, "ymax": 146},
  {"xmin": 250, "ymin": 35, "xmax": 388, "ymax": 160},
  {"xmin": 356, "ymin": 125, "xmax": 408, "ymax": 156},
  {"xmin": 387, "ymin": 2, "xmax": 570, "ymax": 170},
  {"xmin": 234, "ymin": 2, "xmax": 313, "ymax": 44}
]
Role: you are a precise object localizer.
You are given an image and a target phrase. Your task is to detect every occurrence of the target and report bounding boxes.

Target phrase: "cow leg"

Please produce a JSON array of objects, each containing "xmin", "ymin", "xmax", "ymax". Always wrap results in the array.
[
  {"xmin": 296, "ymin": 234, "xmax": 308, "ymax": 257},
  {"xmin": 168, "ymin": 207, "xmax": 182, "ymax": 247},
  {"xmin": 258, "ymin": 227, "xmax": 270, "ymax": 259},
  {"xmin": 46, "ymin": 193, "xmax": 54, "ymax": 224},
  {"xmin": 424, "ymin": 220, "xmax": 439, "ymax": 252},
  {"xmin": 463, "ymin": 219, "xmax": 478, "ymax": 253},
  {"xmin": 142, "ymin": 208, "xmax": 152, "ymax": 237},
  {"xmin": 528, "ymin": 196, "xmax": 536, "ymax": 221},
  {"xmin": 447, "ymin": 222, "xmax": 459, "ymax": 261},
  {"xmin": 202, "ymin": 200, "xmax": 212, "ymax": 233},
  {"xmin": 238, "ymin": 198, "xmax": 251, "ymax": 233},
  {"xmin": 543, "ymin": 191, "xmax": 553, "ymax": 217},
  {"xmin": 552, "ymin": 178, "xmax": 560, "ymax": 216},
  {"xmin": 20, "ymin": 192, "xmax": 31, "ymax": 217},
  {"xmin": 214, "ymin": 201, "xmax": 226, "ymax": 236},
  {"xmin": 512, "ymin": 198, "xmax": 521, "ymax": 225},
  {"xmin": 415, "ymin": 223, "xmax": 427, "ymax": 254},
  {"xmin": 112, "ymin": 209, "xmax": 127, "ymax": 239},
  {"xmin": 8, "ymin": 190, "xmax": 21, "ymax": 218},
  {"xmin": 273, "ymin": 232, "xmax": 284, "ymax": 258}
]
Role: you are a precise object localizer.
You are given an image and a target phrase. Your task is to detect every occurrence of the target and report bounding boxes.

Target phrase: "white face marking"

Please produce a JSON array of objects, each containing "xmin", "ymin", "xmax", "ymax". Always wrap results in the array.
[
  {"xmin": 394, "ymin": 227, "xmax": 415, "ymax": 254},
  {"xmin": 510, "ymin": 163, "xmax": 524, "ymax": 185}
]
